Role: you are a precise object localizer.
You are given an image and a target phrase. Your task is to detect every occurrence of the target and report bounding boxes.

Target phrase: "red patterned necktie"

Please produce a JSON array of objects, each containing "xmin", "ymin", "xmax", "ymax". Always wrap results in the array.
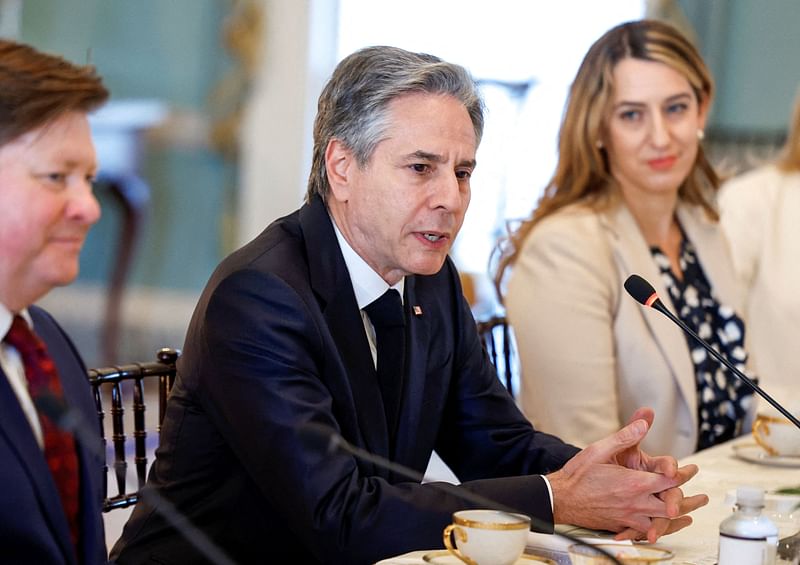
[{"xmin": 5, "ymin": 315, "xmax": 81, "ymax": 554}]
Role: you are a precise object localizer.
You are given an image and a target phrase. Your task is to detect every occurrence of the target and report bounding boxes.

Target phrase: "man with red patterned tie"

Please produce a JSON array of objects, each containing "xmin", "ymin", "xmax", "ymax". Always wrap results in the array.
[{"xmin": 0, "ymin": 39, "xmax": 109, "ymax": 564}]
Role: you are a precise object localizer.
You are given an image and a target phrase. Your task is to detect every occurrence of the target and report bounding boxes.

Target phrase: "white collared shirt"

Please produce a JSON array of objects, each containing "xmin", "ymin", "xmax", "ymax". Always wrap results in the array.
[
  {"xmin": 331, "ymin": 219, "xmax": 404, "ymax": 369},
  {"xmin": 0, "ymin": 304, "xmax": 44, "ymax": 447}
]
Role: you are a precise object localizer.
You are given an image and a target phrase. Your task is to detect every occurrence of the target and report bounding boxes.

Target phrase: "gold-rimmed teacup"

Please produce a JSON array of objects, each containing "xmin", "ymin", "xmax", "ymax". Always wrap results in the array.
[
  {"xmin": 442, "ymin": 509, "xmax": 530, "ymax": 565},
  {"xmin": 753, "ymin": 410, "xmax": 800, "ymax": 457}
]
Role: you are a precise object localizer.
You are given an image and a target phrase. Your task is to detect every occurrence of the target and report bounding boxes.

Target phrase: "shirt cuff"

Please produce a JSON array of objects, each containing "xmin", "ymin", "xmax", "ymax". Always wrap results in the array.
[{"xmin": 541, "ymin": 475, "xmax": 554, "ymax": 513}]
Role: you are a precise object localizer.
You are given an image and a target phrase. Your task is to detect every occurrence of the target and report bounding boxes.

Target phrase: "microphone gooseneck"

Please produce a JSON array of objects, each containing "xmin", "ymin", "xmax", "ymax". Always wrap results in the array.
[
  {"xmin": 298, "ymin": 422, "xmax": 624, "ymax": 565},
  {"xmin": 623, "ymin": 274, "xmax": 800, "ymax": 430},
  {"xmin": 34, "ymin": 393, "xmax": 237, "ymax": 565}
]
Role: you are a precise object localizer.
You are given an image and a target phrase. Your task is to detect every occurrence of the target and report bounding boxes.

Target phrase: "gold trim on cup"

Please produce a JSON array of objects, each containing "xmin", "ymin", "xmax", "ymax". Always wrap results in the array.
[
  {"xmin": 755, "ymin": 414, "xmax": 792, "ymax": 424},
  {"xmin": 443, "ymin": 525, "xmax": 476, "ymax": 565},
  {"xmin": 753, "ymin": 416, "xmax": 785, "ymax": 456},
  {"xmin": 453, "ymin": 513, "xmax": 530, "ymax": 530}
]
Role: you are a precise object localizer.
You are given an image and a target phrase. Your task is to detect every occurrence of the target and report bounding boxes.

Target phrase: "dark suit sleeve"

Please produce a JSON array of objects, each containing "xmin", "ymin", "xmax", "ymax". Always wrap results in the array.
[
  {"xmin": 438, "ymin": 291, "xmax": 580, "ymax": 475},
  {"xmin": 426, "ymin": 262, "xmax": 580, "ymax": 522},
  {"xmin": 192, "ymin": 266, "xmax": 576, "ymax": 564},
  {"xmin": 197, "ymin": 269, "xmax": 452, "ymax": 562}
]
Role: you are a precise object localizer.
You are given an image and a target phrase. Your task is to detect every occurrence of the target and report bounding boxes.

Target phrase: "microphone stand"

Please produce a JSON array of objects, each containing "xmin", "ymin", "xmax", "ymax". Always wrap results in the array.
[
  {"xmin": 35, "ymin": 394, "xmax": 237, "ymax": 565},
  {"xmin": 299, "ymin": 422, "xmax": 624, "ymax": 565},
  {"xmin": 624, "ymin": 274, "xmax": 800, "ymax": 430}
]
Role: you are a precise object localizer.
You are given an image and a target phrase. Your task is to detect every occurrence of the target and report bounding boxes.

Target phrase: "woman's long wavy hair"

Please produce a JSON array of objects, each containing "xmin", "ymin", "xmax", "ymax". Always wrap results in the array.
[
  {"xmin": 494, "ymin": 19, "xmax": 719, "ymax": 299},
  {"xmin": 776, "ymin": 90, "xmax": 800, "ymax": 172}
]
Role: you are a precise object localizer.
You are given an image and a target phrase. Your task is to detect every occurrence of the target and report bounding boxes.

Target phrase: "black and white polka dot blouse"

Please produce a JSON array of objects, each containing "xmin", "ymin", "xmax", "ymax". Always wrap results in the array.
[{"xmin": 650, "ymin": 236, "xmax": 755, "ymax": 451}]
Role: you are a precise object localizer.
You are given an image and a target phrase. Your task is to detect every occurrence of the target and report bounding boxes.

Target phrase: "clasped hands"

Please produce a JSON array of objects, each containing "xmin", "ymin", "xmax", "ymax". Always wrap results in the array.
[{"xmin": 547, "ymin": 407, "xmax": 708, "ymax": 543}]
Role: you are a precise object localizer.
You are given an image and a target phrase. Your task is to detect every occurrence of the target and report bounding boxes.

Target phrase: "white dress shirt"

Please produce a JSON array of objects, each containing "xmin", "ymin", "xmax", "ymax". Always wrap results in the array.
[{"xmin": 331, "ymin": 219, "xmax": 404, "ymax": 368}]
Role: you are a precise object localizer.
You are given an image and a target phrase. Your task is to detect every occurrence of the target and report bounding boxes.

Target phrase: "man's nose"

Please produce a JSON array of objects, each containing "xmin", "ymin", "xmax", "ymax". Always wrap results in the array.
[
  {"xmin": 68, "ymin": 179, "xmax": 102, "ymax": 225},
  {"xmin": 432, "ymin": 172, "xmax": 466, "ymax": 211}
]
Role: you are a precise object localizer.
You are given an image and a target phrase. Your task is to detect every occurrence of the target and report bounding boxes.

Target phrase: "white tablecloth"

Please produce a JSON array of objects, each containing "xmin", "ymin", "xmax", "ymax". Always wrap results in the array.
[{"xmin": 378, "ymin": 435, "xmax": 800, "ymax": 564}]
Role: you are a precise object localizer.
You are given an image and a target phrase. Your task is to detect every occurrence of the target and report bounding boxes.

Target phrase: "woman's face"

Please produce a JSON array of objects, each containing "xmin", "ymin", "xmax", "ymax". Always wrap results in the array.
[{"xmin": 602, "ymin": 57, "xmax": 707, "ymax": 203}]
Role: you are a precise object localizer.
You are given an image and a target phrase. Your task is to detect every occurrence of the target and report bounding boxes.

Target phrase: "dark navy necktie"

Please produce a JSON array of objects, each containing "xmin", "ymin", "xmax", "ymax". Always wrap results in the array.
[
  {"xmin": 5, "ymin": 315, "xmax": 81, "ymax": 555},
  {"xmin": 364, "ymin": 289, "xmax": 405, "ymax": 448}
]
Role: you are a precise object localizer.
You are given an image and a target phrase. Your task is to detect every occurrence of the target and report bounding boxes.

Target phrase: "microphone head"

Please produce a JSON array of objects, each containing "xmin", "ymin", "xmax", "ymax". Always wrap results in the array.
[{"xmin": 624, "ymin": 274, "xmax": 659, "ymax": 307}]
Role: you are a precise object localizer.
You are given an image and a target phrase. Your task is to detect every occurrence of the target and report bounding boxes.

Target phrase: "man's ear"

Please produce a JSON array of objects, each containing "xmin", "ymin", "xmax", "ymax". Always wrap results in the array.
[{"xmin": 325, "ymin": 138, "xmax": 355, "ymax": 202}]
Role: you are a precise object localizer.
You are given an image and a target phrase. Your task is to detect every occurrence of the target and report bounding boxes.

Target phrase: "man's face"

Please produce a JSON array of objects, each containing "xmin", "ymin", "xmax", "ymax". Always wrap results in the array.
[
  {"xmin": 0, "ymin": 111, "xmax": 101, "ymax": 310},
  {"xmin": 327, "ymin": 92, "xmax": 477, "ymax": 285}
]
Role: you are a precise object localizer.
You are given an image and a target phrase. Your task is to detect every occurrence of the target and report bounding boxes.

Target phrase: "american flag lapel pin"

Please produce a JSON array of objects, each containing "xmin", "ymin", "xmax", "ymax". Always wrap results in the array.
[{"xmin": 413, "ymin": 305, "xmax": 423, "ymax": 317}]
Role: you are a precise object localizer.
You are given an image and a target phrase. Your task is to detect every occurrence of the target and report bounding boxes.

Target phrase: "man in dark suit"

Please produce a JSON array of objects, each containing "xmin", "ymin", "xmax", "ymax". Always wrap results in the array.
[
  {"xmin": 112, "ymin": 46, "xmax": 706, "ymax": 564},
  {"xmin": 0, "ymin": 40, "xmax": 109, "ymax": 564}
]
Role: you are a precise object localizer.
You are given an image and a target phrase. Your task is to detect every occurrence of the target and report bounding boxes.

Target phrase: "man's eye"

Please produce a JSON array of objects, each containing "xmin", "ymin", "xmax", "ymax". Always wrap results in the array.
[
  {"xmin": 455, "ymin": 170, "xmax": 472, "ymax": 180},
  {"xmin": 48, "ymin": 173, "xmax": 67, "ymax": 182},
  {"xmin": 410, "ymin": 163, "xmax": 430, "ymax": 173}
]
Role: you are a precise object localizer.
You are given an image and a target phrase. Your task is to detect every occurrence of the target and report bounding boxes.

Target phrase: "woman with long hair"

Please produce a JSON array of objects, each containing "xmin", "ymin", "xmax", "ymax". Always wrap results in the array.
[
  {"xmin": 496, "ymin": 19, "xmax": 755, "ymax": 458},
  {"xmin": 718, "ymin": 91, "xmax": 800, "ymax": 401}
]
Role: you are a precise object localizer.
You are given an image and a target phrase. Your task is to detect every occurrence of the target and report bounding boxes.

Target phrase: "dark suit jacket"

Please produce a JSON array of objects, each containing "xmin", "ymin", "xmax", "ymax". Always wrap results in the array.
[
  {"xmin": 111, "ymin": 196, "xmax": 579, "ymax": 565},
  {"xmin": 0, "ymin": 306, "xmax": 107, "ymax": 565}
]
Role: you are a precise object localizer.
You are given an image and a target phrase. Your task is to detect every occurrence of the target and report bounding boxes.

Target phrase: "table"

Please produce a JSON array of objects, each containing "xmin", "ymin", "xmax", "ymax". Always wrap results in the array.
[
  {"xmin": 378, "ymin": 435, "xmax": 800, "ymax": 564},
  {"xmin": 654, "ymin": 434, "xmax": 799, "ymax": 564}
]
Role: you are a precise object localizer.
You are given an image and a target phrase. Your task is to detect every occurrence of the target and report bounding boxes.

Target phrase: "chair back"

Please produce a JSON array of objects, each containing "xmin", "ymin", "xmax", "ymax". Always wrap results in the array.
[
  {"xmin": 475, "ymin": 315, "xmax": 518, "ymax": 397},
  {"xmin": 87, "ymin": 347, "xmax": 179, "ymax": 512}
]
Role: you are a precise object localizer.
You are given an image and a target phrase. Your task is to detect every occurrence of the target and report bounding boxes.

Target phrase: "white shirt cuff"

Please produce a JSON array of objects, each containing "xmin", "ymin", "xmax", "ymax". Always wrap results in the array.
[{"xmin": 541, "ymin": 475, "xmax": 554, "ymax": 513}]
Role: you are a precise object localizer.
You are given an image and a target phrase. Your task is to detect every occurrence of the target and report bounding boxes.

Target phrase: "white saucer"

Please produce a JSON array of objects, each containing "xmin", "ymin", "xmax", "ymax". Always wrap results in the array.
[
  {"xmin": 422, "ymin": 550, "xmax": 555, "ymax": 564},
  {"xmin": 733, "ymin": 443, "xmax": 800, "ymax": 468}
]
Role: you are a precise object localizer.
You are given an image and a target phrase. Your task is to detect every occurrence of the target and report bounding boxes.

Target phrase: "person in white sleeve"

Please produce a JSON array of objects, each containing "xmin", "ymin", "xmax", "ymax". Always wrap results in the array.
[{"xmin": 719, "ymin": 91, "xmax": 800, "ymax": 403}]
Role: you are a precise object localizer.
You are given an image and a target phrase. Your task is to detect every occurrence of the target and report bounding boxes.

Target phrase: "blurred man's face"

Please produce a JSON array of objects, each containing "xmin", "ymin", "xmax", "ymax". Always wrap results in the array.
[
  {"xmin": 326, "ymin": 93, "xmax": 477, "ymax": 285},
  {"xmin": 0, "ymin": 111, "xmax": 101, "ymax": 311}
]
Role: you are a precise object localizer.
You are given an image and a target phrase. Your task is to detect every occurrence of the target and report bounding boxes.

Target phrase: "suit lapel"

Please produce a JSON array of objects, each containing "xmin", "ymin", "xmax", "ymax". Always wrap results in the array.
[
  {"xmin": 32, "ymin": 307, "xmax": 103, "ymax": 563},
  {"xmin": 677, "ymin": 205, "xmax": 742, "ymax": 312},
  {"xmin": 603, "ymin": 204, "xmax": 697, "ymax": 420},
  {"xmin": 300, "ymin": 197, "xmax": 391, "ymax": 462},
  {"xmin": 0, "ymin": 367, "xmax": 75, "ymax": 563}
]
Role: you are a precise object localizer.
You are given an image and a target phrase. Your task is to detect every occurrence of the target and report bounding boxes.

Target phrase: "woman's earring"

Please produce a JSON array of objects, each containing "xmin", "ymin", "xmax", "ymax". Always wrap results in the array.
[{"xmin": 697, "ymin": 129, "xmax": 705, "ymax": 141}]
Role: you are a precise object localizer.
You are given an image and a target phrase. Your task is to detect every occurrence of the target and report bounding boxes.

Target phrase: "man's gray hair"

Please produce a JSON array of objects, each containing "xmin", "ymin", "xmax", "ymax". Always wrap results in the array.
[{"xmin": 306, "ymin": 45, "xmax": 484, "ymax": 202}]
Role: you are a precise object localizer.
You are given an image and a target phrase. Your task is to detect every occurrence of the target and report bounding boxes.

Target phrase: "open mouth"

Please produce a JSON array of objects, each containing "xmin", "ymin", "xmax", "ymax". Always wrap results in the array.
[{"xmin": 422, "ymin": 232, "xmax": 444, "ymax": 242}]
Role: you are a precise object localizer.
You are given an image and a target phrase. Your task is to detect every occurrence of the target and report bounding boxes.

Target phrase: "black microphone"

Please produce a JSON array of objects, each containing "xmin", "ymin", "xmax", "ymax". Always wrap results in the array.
[
  {"xmin": 34, "ymin": 394, "xmax": 237, "ymax": 565},
  {"xmin": 298, "ymin": 422, "xmax": 624, "ymax": 565},
  {"xmin": 624, "ymin": 274, "xmax": 800, "ymax": 430}
]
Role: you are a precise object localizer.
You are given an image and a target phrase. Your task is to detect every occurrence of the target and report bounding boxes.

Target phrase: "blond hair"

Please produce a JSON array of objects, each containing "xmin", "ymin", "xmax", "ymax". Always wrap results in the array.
[
  {"xmin": 776, "ymin": 89, "xmax": 800, "ymax": 172},
  {"xmin": 495, "ymin": 19, "xmax": 718, "ymax": 296}
]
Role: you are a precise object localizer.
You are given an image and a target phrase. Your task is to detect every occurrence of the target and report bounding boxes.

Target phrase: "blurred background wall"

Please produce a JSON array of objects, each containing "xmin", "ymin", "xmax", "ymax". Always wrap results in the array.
[{"xmin": 1, "ymin": 0, "xmax": 796, "ymax": 367}]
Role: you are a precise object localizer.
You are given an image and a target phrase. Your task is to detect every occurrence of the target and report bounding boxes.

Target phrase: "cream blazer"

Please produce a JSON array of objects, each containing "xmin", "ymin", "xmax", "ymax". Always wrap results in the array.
[
  {"xmin": 506, "ymin": 201, "xmax": 747, "ymax": 458},
  {"xmin": 720, "ymin": 165, "xmax": 800, "ymax": 403}
]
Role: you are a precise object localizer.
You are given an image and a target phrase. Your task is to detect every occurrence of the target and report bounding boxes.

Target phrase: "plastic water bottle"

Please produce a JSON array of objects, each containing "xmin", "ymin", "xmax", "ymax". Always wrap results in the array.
[{"xmin": 718, "ymin": 486, "xmax": 779, "ymax": 565}]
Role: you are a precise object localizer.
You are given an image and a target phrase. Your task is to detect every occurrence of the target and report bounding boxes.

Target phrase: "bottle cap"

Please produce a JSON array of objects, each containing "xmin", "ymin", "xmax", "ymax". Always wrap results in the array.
[{"xmin": 736, "ymin": 486, "xmax": 765, "ymax": 507}]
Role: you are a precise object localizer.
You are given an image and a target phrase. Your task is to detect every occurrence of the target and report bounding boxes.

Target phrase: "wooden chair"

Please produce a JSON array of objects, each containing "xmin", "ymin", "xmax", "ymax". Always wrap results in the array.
[
  {"xmin": 87, "ymin": 347, "xmax": 179, "ymax": 512},
  {"xmin": 475, "ymin": 315, "xmax": 518, "ymax": 397}
]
